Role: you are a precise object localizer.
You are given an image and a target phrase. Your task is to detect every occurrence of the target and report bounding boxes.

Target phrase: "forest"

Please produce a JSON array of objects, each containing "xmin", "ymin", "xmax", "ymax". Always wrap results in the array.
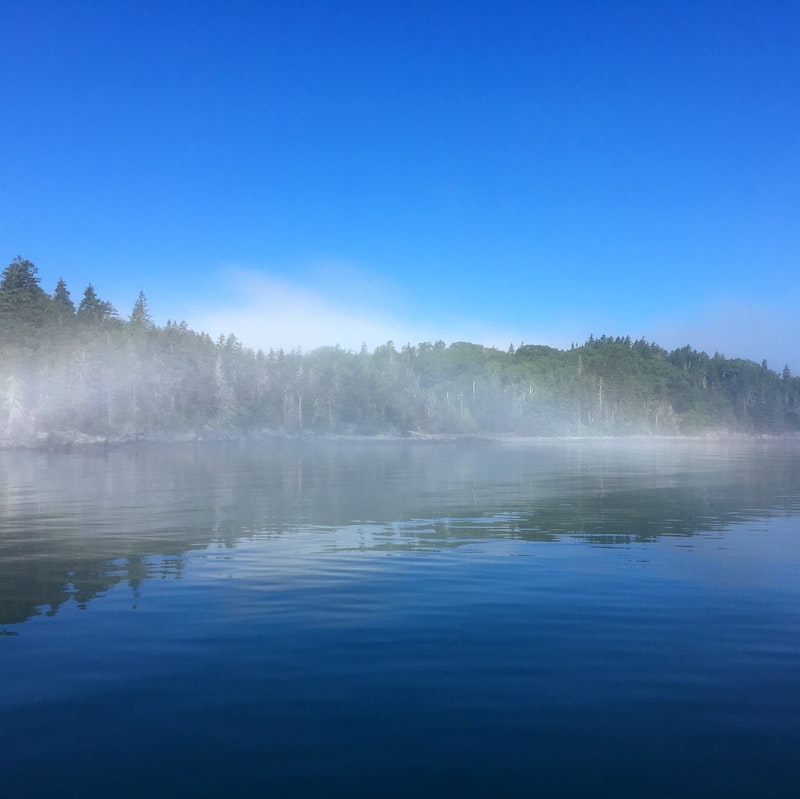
[{"xmin": 2, "ymin": 256, "xmax": 800, "ymax": 445}]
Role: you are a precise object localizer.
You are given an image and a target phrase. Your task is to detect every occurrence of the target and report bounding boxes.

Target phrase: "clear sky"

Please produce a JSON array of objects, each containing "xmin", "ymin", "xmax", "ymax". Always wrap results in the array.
[{"xmin": 3, "ymin": 0, "xmax": 799, "ymax": 368}]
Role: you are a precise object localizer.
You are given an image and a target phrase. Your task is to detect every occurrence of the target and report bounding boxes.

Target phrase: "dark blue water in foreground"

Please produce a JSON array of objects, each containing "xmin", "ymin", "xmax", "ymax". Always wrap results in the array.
[{"xmin": 2, "ymin": 438, "xmax": 799, "ymax": 798}]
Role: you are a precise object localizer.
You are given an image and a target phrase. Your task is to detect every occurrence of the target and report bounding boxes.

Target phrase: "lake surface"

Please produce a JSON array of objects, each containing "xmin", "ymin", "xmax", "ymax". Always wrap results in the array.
[{"xmin": 2, "ymin": 438, "xmax": 799, "ymax": 798}]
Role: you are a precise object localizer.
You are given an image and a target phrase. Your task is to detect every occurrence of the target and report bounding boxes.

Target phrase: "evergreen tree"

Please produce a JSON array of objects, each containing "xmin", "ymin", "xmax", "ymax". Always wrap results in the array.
[
  {"xmin": 130, "ymin": 291, "xmax": 153, "ymax": 328},
  {"xmin": 0, "ymin": 256, "xmax": 46, "ymax": 302},
  {"xmin": 0, "ymin": 256, "xmax": 49, "ymax": 345},
  {"xmin": 52, "ymin": 278, "xmax": 76, "ymax": 325},
  {"xmin": 3, "ymin": 255, "xmax": 800, "ymax": 439},
  {"xmin": 77, "ymin": 284, "xmax": 117, "ymax": 325}
]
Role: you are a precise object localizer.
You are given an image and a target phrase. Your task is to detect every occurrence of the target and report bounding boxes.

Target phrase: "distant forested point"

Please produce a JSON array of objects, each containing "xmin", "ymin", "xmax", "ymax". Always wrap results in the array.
[{"xmin": 2, "ymin": 255, "xmax": 799, "ymax": 445}]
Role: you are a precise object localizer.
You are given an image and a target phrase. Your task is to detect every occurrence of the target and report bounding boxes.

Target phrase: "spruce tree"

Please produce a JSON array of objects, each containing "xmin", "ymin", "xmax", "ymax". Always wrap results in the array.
[
  {"xmin": 0, "ymin": 256, "xmax": 49, "ymax": 346},
  {"xmin": 129, "ymin": 291, "xmax": 153, "ymax": 328},
  {"xmin": 52, "ymin": 278, "xmax": 76, "ymax": 325},
  {"xmin": 77, "ymin": 284, "xmax": 117, "ymax": 325}
]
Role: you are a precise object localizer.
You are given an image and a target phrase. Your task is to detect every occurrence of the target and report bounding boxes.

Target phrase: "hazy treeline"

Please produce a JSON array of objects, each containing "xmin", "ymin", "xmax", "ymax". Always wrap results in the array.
[{"xmin": 2, "ymin": 256, "xmax": 800, "ymax": 442}]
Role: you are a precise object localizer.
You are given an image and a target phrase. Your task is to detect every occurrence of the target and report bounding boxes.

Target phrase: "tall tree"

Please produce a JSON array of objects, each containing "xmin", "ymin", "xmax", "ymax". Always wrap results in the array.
[
  {"xmin": 129, "ymin": 291, "xmax": 153, "ymax": 328},
  {"xmin": 51, "ymin": 278, "xmax": 76, "ymax": 326},
  {"xmin": 0, "ymin": 256, "xmax": 46, "ymax": 301},
  {"xmin": 77, "ymin": 284, "xmax": 117, "ymax": 326},
  {"xmin": 0, "ymin": 256, "xmax": 49, "ymax": 345}
]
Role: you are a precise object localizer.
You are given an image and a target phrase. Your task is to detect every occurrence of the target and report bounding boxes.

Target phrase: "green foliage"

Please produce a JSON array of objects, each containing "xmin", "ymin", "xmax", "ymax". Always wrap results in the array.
[
  {"xmin": 51, "ymin": 278, "xmax": 76, "ymax": 326},
  {"xmin": 0, "ymin": 256, "xmax": 50, "ymax": 348},
  {"xmin": 2, "ymin": 257, "xmax": 800, "ymax": 441},
  {"xmin": 0, "ymin": 256, "xmax": 46, "ymax": 302},
  {"xmin": 77, "ymin": 284, "xmax": 117, "ymax": 326},
  {"xmin": 129, "ymin": 291, "xmax": 153, "ymax": 328}
]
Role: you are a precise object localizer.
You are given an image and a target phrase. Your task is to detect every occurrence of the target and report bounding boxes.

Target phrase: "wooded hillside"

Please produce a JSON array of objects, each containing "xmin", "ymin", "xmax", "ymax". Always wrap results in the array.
[{"xmin": 2, "ymin": 256, "xmax": 799, "ymax": 443}]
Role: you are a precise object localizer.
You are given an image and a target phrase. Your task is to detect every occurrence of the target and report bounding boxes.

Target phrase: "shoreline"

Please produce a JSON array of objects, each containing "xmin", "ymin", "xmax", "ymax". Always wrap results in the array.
[{"xmin": 2, "ymin": 427, "xmax": 799, "ymax": 452}]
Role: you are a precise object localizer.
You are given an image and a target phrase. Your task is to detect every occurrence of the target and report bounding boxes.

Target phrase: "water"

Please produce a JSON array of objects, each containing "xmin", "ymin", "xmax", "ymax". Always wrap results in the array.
[{"xmin": 1, "ymin": 438, "xmax": 799, "ymax": 798}]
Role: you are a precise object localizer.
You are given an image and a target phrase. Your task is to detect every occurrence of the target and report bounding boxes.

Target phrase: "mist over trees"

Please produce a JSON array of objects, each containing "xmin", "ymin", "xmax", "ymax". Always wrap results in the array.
[{"xmin": 2, "ymin": 256, "xmax": 800, "ymax": 444}]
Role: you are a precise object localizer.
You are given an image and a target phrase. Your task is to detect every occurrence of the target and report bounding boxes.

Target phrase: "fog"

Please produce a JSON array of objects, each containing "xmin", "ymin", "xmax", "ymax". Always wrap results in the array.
[
  {"xmin": 174, "ymin": 267, "xmax": 799, "ymax": 375},
  {"xmin": 4, "ymin": 436, "xmax": 799, "ymax": 625},
  {"xmin": 2, "ymin": 259, "xmax": 800, "ymax": 445},
  {"xmin": 183, "ymin": 267, "xmax": 542, "ymax": 355}
]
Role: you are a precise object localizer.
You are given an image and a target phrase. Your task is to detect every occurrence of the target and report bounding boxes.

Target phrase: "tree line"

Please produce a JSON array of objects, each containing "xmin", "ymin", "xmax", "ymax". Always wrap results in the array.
[{"xmin": 2, "ymin": 255, "xmax": 799, "ymax": 443}]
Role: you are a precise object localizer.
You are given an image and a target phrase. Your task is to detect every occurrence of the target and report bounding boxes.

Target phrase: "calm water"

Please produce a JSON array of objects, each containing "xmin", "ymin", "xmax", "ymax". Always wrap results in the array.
[{"xmin": 1, "ymin": 438, "xmax": 799, "ymax": 798}]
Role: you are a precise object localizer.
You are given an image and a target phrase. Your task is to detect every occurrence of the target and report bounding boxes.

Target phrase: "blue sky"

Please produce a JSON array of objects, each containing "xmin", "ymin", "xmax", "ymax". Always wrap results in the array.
[{"xmin": 3, "ymin": 1, "xmax": 799, "ymax": 368}]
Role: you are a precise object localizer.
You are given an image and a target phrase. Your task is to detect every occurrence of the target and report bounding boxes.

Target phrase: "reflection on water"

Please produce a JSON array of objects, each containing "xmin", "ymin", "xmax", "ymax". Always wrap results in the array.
[
  {"xmin": 2, "ymin": 438, "xmax": 799, "ymax": 625},
  {"xmin": 1, "ymin": 438, "xmax": 800, "ymax": 798}
]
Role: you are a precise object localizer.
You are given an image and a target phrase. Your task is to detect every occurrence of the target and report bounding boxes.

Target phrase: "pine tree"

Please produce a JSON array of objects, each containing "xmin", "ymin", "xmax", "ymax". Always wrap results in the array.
[
  {"xmin": 130, "ymin": 291, "xmax": 153, "ymax": 328},
  {"xmin": 0, "ymin": 256, "xmax": 49, "ymax": 346},
  {"xmin": 77, "ymin": 284, "xmax": 117, "ymax": 325},
  {"xmin": 52, "ymin": 278, "xmax": 76, "ymax": 325}
]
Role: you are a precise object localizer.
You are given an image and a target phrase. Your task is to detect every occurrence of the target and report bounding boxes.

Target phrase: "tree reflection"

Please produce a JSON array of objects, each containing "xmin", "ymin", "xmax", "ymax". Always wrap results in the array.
[{"xmin": 2, "ymin": 438, "xmax": 799, "ymax": 625}]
